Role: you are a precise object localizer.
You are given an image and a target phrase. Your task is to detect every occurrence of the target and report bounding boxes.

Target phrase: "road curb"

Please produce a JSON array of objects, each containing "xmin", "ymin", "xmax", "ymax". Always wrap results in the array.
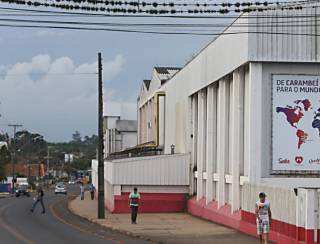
[
  {"xmin": 0, "ymin": 193, "xmax": 13, "ymax": 199},
  {"xmin": 67, "ymin": 199, "xmax": 159, "ymax": 244}
]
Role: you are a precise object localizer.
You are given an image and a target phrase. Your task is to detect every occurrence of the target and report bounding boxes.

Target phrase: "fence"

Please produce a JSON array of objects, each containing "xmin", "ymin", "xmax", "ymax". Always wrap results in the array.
[{"xmin": 0, "ymin": 183, "xmax": 11, "ymax": 193}]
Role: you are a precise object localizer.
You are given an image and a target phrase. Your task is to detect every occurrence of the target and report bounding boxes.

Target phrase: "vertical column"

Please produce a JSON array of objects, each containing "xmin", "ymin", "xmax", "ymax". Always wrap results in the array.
[
  {"xmin": 146, "ymin": 101, "xmax": 150, "ymax": 142},
  {"xmin": 248, "ymin": 63, "xmax": 263, "ymax": 183},
  {"xmin": 110, "ymin": 129, "xmax": 113, "ymax": 153},
  {"xmin": 137, "ymin": 104, "xmax": 140, "ymax": 144},
  {"xmin": 106, "ymin": 129, "xmax": 109, "ymax": 156},
  {"xmin": 217, "ymin": 79, "xmax": 229, "ymax": 207},
  {"xmin": 192, "ymin": 94, "xmax": 198, "ymax": 195},
  {"xmin": 144, "ymin": 104, "xmax": 147, "ymax": 143},
  {"xmin": 141, "ymin": 105, "xmax": 145, "ymax": 143},
  {"xmin": 112, "ymin": 129, "xmax": 116, "ymax": 153},
  {"xmin": 243, "ymin": 67, "xmax": 250, "ymax": 177},
  {"xmin": 197, "ymin": 89, "xmax": 207, "ymax": 200},
  {"xmin": 231, "ymin": 68, "xmax": 245, "ymax": 212},
  {"xmin": 206, "ymin": 85, "xmax": 217, "ymax": 204},
  {"xmin": 150, "ymin": 98, "xmax": 154, "ymax": 142},
  {"xmin": 158, "ymin": 96, "xmax": 165, "ymax": 147},
  {"xmin": 188, "ymin": 96, "xmax": 193, "ymax": 195}
]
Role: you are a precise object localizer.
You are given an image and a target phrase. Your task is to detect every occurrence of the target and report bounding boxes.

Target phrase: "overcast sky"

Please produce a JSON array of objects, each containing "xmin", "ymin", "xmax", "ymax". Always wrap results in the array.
[{"xmin": 0, "ymin": 16, "xmax": 219, "ymax": 142}]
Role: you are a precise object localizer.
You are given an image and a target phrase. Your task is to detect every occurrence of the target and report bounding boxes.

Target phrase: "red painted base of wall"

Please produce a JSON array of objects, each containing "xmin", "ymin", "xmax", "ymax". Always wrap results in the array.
[
  {"xmin": 106, "ymin": 192, "xmax": 187, "ymax": 214},
  {"xmin": 188, "ymin": 197, "xmax": 317, "ymax": 244}
]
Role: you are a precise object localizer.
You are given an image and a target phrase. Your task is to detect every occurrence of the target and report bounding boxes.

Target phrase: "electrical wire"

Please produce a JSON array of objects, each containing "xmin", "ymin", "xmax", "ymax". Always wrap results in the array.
[
  {"xmin": 0, "ymin": 21, "xmax": 320, "ymax": 35},
  {"xmin": 1, "ymin": 72, "xmax": 97, "ymax": 76},
  {"xmin": 0, "ymin": 16, "xmax": 319, "ymax": 29}
]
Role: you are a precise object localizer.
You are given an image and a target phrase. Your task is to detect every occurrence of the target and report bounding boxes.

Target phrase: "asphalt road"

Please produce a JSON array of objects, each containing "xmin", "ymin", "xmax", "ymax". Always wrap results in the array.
[{"xmin": 0, "ymin": 187, "xmax": 149, "ymax": 244}]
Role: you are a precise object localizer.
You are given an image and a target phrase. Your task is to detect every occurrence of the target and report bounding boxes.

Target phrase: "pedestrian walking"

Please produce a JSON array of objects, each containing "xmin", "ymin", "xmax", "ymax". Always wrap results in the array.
[
  {"xmin": 80, "ymin": 183, "xmax": 85, "ymax": 200},
  {"xmin": 89, "ymin": 183, "xmax": 95, "ymax": 200},
  {"xmin": 30, "ymin": 187, "xmax": 45, "ymax": 214},
  {"xmin": 129, "ymin": 187, "xmax": 140, "ymax": 224},
  {"xmin": 255, "ymin": 192, "xmax": 272, "ymax": 244}
]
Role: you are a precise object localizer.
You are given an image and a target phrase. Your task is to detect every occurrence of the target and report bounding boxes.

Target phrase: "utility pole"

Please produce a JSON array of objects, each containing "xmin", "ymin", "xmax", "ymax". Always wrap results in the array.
[
  {"xmin": 46, "ymin": 146, "xmax": 51, "ymax": 186},
  {"xmin": 46, "ymin": 146, "xmax": 51, "ymax": 176},
  {"xmin": 8, "ymin": 124, "xmax": 22, "ymax": 193},
  {"xmin": 98, "ymin": 52, "xmax": 105, "ymax": 219}
]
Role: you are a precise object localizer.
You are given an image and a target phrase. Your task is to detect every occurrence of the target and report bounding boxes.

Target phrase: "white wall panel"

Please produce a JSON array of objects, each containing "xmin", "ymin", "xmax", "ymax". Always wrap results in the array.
[
  {"xmin": 104, "ymin": 154, "xmax": 190, "ymax": 186},
  {"xmin": 242, "ymin": 183, "xmax": 296, "ymax": 225},
  {"xmin": 248, "ymin": 9, "xmax": 320, "ymax": 62}
]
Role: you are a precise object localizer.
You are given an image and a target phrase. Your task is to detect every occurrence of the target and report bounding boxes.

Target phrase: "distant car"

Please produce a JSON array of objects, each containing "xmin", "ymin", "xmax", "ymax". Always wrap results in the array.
[
  {"xmin": 15, "ymin": 184, "xmax": 30, "ymax": 197},
  {"xmin": 55, "ymin": 183, "xmax": 67, "ymax": 194},
  {"xmin": 68, "ymin": 180, "xmax": 75, "ymax": 185},
  {"xmin": 75, "ymin": 178, "xmax": 82, "ymax": 184}
]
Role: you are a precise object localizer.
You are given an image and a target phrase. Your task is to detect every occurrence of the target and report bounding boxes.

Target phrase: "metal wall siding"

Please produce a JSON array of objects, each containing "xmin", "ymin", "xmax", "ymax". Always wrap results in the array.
[
  {"xmin": 242, "ymin": 183, "xmax": 296, "ymax": 225},
  {"xmin": 105, "ymin": 154, "xmax": 190, "ymax": 186},
  {"xmin": 248, "ymin": 9, "xmax": 320, "ymax": 62}
]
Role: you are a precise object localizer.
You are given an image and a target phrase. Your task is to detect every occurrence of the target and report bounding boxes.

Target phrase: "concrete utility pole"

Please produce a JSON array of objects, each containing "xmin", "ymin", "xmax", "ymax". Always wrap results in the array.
[
  {"xmin": 8, "ymin": 124, "xmax": 22, "ymax": 192},
  {"xmin": 98, "ymin": 52, "xmax": 105, "ymax": 219},
  {"xmin": 46, "ymin": 146, "xmax": 52, "ymax": 185}
]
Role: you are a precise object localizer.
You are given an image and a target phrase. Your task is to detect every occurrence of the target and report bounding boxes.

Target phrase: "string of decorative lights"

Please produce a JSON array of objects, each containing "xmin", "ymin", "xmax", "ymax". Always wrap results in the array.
[
  {"xmin": 0, "ymin": 0, "xmax": 314, "ymax": 15},
  {"xmin": 37, "ymin": 0, "xmax": 308, "ymax": 8},
  {"xmin": 1, "ymin": 5, "xmax": 319, "ymax": 18}
]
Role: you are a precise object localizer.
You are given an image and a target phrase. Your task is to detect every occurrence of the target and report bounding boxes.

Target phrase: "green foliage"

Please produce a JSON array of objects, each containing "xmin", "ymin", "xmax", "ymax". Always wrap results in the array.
[
  {"xmin": 0, "ymin": 130, "xmax": 97, "ymax": 171},
  {"xmin": 72, "ymin": 130, "xmax": 82, "ymax": 143},
  {"xmin": 49, "ymin": 132, "xmax": 98, "ymax": 170},
  {"xmin": 15, "ymin": 130, "xmax": 48, "ymax": 162},
  {"xmin": 0, "ymin": 146, "xmax": 10, "ymax": 181}
]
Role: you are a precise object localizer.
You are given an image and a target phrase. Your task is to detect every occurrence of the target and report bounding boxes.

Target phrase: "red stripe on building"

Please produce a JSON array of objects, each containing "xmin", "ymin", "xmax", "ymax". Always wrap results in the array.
[
  {"xmin": 187, "ymin": 197, "xmax": 316, "ymax": 244},
  {"xmin": 106, "ymin": 192, "xmax": 186, "ymax": 213}
]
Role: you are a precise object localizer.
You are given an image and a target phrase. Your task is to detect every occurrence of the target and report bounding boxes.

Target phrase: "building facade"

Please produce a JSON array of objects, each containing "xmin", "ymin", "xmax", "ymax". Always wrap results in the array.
[
  {"xmin": 139, "ymin": 9, "xmax": 320, "ymax": 244},
  {"xmin": 92, "ymin": 9, "xmax": 320, "ymax": 243},
  {"xmin": 137, "ymin": 67, "xmax": 180, "ymax": 147},
  {"xmin": 104, "ymin": 115, "xmax": 137, "ymax": 157}
]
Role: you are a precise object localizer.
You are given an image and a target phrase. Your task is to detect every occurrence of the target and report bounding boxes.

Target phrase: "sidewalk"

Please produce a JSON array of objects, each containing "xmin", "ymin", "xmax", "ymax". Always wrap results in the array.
[
  {"xmin": 0, "ymin": 192, "xmax": 11, "ymax": 198},
  {"xmin": 69, "ymin": 192, "xmax": 258, "ymax": 244}
]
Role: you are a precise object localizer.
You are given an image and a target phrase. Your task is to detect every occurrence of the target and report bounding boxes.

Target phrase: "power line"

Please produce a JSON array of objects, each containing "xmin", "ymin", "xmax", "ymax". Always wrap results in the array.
[
  {"xmin": 1, "ymin": 72, "xmax": 97, "ymax": 76},
  {"xmin": 0, "ymin": 16, "xmax": 318, "ymax": 28},
  {"xmin": 0, "ymin": 22, "xmax": 320, "ymax": 35}
]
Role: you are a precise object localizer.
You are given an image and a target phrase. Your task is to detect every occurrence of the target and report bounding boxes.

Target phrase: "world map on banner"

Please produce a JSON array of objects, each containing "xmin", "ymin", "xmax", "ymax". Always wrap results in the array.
[
  {"xmin": 272, "ymin": 75, "xmax": 320, "ymax": 171},
  {"xmin": 275, "ymin": 99, "xmax": 314, "ymax": 149}
]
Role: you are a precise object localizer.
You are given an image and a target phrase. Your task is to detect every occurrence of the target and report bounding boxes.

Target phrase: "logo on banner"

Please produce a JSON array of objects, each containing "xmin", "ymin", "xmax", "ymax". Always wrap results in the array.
[
  {"xmin": 278, "ymin": 158, "xmax": 290, "ymax": 164},
  {"xmin": 295, "ymin": 156, "xmax": 303, "ymax": 164}
]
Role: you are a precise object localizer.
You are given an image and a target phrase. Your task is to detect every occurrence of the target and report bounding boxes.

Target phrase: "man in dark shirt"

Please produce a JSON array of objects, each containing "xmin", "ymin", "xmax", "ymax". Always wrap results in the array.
[{"xmin": 30, "ymin": 187, "xmax": 45, "ymax": 214}]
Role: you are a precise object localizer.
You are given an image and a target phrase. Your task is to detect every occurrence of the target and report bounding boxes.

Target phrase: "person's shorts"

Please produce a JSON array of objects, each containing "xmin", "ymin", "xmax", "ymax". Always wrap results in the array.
[{"xmin": 257, "ymin": 219, "xmax": 270, "ymax": 235}]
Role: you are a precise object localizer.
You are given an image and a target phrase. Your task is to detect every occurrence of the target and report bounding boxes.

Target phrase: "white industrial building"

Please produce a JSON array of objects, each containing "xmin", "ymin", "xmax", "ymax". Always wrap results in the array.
[
  {"xmin": 104, "ymin": 118, "xmax": 137, "ymax": 156},
  {"xmin": 103, "ymin": 104, "xmax": 138, "ymax": 157},
  {"xmin": 92, "ymin": 8, "xmax": 320, "ymax": 244}
]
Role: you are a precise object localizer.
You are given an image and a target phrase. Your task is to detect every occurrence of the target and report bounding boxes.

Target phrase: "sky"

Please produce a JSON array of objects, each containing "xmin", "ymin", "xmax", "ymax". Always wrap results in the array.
[{"xmin": 0, "ymin": 14, "xmax": 221, "ymax": 142}]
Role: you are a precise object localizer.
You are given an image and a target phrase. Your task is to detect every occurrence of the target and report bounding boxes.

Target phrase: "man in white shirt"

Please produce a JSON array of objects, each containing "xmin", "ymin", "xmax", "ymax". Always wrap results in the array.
[{"xmin": 255, "ymin": 192, "xmax": 272, "ymax": 244}]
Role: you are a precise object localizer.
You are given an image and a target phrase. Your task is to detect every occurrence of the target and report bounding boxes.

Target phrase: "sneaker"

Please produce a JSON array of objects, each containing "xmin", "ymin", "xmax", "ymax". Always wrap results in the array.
[
  {"xmin": 42, "ymin": 211, "xmax": 45, "ymax": 214},
  {"xmin": 30, "ymin": 209, "xmax": 34, "ymax": 213}
]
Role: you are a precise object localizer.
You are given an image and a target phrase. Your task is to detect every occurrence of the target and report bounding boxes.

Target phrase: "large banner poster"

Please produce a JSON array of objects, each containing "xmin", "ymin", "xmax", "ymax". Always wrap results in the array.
[{"xmin": 272, "ymin": 74, "xmax": 320, "ymax": 171}]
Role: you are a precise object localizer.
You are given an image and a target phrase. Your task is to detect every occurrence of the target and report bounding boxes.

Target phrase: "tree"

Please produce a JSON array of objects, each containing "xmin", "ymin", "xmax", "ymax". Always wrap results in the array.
[
  {"xmin": 72, "ymin": 131, "xmax": 82, "ymax": 143},
  {"xmin": 0, "ymin": 145, "xmax": 10, "ymax": 182}
]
